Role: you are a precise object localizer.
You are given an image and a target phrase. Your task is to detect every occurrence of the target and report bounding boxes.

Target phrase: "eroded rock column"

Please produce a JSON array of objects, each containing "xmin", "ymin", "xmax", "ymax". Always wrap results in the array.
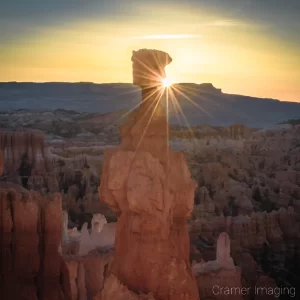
[{"xmin": 99, "ymin": 49, "xmax": 199, "ymax": 300}]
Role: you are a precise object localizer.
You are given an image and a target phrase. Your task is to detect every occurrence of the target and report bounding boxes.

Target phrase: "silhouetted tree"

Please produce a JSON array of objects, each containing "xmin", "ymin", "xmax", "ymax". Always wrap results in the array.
[
  {"xmin": 252, "ymin": 187, "xmax": 262, "ymax": 202},
  {"xmin": 18, "ymin": 153, "xmax": 32, "ymax": 189},
  {"xmin": 258, "ymin": 160, "xmax": 265, "ymax": 170}
]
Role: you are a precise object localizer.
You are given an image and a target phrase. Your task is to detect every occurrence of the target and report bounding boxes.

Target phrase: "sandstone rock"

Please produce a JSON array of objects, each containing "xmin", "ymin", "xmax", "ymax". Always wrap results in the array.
[
  {"xmin": 216, "ymin": 232, "xmax": 234, "ymax": 269},
  {"xmin": 83, "ymin": 252, "xmax": 113, "ymax": 299},
  {"xmin": 193, "ymin": 186, "xmax": 215, "ymax": 218},
  {"xmin": 63, "ymin": 250, "xmax": 113, "ymax": 300},
  {"xmin": 94, "ymin": 274, "xmax": 156, "ymax": 300},
  {"xmin": 0, "ymin": 129, "xmax": 47, "ymax": 176},
  {"xmin": 99, "ymin": 49, "xmax": 199, "ymax": 300},
  {"xmin": 192, "ymin": 232, "xmax": 234, "ymax": 275},
  {"xmin": 0, "ymin": 188, "xmax": 67, "ymax": 300},
  {"xmin": 78, "ymin": 261, "xmax": 87, "ymax": 300},
  {"xmin": 65, "ymin": 260, "xmax": 79, "ymax": 300}
]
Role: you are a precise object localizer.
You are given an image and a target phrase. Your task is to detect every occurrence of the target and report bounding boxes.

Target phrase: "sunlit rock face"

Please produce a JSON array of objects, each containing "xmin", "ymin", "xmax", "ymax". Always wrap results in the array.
[
  {"xmin": 0, "ymin": 188, "xmax": 67, "ymax": 300},
  {"xmin": 0, "ymin": 148, "xmax": 68, "ymax": 299},
  {"xmin": 99, "ymin": 49, "xmax": 199, "ymax": 300}
]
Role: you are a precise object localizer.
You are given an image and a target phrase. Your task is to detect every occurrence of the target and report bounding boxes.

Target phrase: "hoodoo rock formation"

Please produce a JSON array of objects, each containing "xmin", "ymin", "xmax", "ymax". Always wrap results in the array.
[
  {"xmin": 0, "ymin": 129, "xmax": 52, "ymax": 191},
  {"xmin": 192, "ymin": 232, "xmax": 235, "ymax": 274},
  {"xmin": 0, "ymin": 154, "xmax": 71, "ymax": 300},
  {"xmin": 192, "ymin": 233, "xmax": 243, "ymax": 300},
  {"xmin": 0, "ymin": 129, "xmax": 47, "ymax": 174},
  {"xmin": 99, "ymin": 49, "xmax": 199, "ymax": 299},
  {"xmin": 0, "ymin": 189, "xmax": 70, "ymax": 300}
]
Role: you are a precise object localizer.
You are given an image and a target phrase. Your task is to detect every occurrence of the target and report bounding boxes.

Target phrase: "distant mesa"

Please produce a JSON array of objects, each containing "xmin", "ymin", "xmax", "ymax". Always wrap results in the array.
[
  {"xmin": 199, "ymin": 82, "xmax": 222, "ymax": 93},
  {"xmin": 0, "ymin": 82, "xmax": 300, "ymax": 128},
  {"xmin": 174, "ymin": 82, "xmax": 222, "ymax": 93}
]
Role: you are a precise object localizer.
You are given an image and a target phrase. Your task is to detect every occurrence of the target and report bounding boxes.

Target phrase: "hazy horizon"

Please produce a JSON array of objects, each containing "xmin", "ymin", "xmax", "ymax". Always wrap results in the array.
[
  {"xmin": 1, "ymin": 80, "xmax": 299, "ymax": 104},
  {"xmin": 1, "ymin": 0, "xmax": 300, "ymax": 102}
]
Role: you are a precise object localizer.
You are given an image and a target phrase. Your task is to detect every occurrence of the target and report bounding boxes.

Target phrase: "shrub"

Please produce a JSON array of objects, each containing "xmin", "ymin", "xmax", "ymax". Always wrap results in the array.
[{"xmin": 253, "ymin": 187, "xmax": 262, "ymax": 202}]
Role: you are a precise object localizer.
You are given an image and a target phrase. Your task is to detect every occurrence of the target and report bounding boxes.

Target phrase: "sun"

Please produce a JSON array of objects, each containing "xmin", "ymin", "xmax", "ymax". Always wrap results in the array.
[{"xmin": 162, "ymin": 77, "xmax": 172, "ymax": 87}]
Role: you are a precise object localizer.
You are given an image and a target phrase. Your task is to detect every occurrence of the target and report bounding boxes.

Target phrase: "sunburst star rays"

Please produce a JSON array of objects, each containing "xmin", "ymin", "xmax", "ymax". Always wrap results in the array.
[{"xmin": 112, "ymin": 55, "xmax": 227, "ymax": 156}]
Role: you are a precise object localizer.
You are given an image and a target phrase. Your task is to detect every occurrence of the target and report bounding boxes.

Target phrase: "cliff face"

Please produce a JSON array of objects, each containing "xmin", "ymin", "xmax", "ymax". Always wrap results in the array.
[{"xmin": 0, "ymin": 188, "xmax": 69, "ymax": 300}]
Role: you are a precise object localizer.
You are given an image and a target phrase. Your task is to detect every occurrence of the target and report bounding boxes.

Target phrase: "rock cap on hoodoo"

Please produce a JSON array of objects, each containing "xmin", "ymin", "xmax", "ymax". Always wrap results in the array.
[
  {"xmin": 131, "ymin": 48, "xmax": 172, "ymax": 66},
  {"xmin": 131, "ymin": 49, "xmax": 172, "ymax": 86}
]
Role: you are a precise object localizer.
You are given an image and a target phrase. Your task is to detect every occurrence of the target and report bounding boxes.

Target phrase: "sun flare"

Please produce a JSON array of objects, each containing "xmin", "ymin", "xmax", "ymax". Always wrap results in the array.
[{"xmin": 162, "ymin": 77, "xmax": 172, "ymax": 87}]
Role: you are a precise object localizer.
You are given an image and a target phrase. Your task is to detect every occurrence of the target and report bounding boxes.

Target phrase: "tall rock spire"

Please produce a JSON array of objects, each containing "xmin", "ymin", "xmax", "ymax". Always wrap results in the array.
[{"xmin": 98, "ymin": 49, "xmax": 199, "ymax": 300}]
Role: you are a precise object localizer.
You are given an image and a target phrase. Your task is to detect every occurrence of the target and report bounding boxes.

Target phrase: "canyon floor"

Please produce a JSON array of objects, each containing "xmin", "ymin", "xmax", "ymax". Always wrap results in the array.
[{"xmin": 1, "ymin": 108, "xmax": 300, "ymax": 300}]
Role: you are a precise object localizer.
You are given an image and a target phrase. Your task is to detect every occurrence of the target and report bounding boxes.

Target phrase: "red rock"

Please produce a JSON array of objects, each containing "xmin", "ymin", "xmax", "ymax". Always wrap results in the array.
[
  {"xmin": 83, "ymin": 252, "xmax": 113, "ymax": 299},
  {"xmin": 0, "ymin": 129, "xmax": 47, "ymax": 177},
  {"xmin": 0, "ymin": 186, "xmax": 68, "ymax": 300},
  {"xmin": 99, "ymin": 49, "xmax": 199, "ymax": 300},
  {"xmin": 94, "ymin": 274, "xmax": 156, "ymax": 300},
  {"xmin": 41, "ymin": 193, "xmax": 63, "ymax": 300}
]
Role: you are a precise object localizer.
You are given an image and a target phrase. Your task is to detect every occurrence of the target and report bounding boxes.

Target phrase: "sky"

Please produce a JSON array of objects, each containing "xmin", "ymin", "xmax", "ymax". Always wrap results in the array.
[{"xmin": 1, "ymin": 0, "xmax": 300, "ymax": 102}]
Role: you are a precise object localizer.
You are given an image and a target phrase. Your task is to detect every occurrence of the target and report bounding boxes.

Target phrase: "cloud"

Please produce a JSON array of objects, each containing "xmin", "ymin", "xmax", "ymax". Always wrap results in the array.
[
  {"xmin": 202, "ymin": 19, "xmax": 250, "ymax": 27},
  {"xmin": 133, "ymin": 34, "xmax": 201, "ymax": 40}
]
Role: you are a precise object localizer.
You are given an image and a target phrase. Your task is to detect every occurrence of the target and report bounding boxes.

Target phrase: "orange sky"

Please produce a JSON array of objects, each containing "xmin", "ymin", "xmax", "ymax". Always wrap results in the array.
[{"xmin": 1, "ymin": 3, "xmax": 300, "ymax": 102}]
